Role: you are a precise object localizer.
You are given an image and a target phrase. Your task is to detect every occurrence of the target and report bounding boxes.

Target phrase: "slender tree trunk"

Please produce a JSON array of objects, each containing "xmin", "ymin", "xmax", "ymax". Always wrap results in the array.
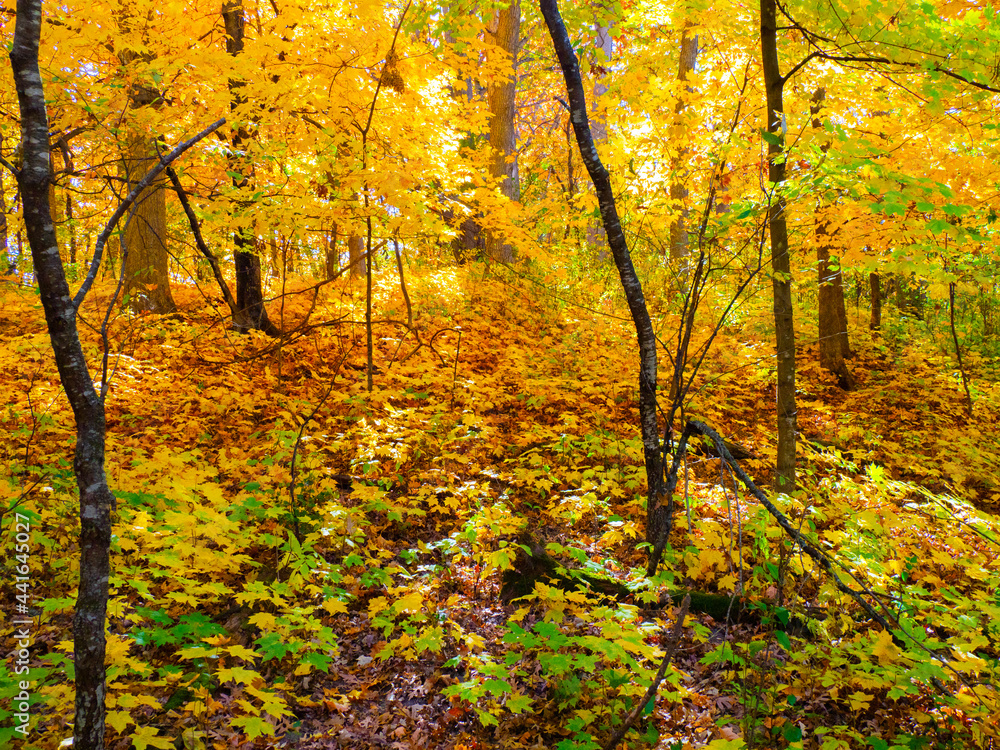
[
  {"xmin": 669, "ymin": 23, "xmax": 698, "ymax": 262},
  {"xmin": 11, "ymin": 4, "xmax": 114, "ymax": 746},
  {"xmin": 760, "ymin": 0, "xmax": 796, "ymax": 493},
  {"xmin": 870, "ymin": 272, "xmax": 882, "ymax": 330},
  {"xmin": 224, "ymin": 0, "xmax": 277, "ymax": 335},
  {"xmin": 486, "ymin": 0, "xmax": 520, "ymax": 263},
  {"xmin": 541, "ymin": 0, "xmax": 664, "ymax": 571}
]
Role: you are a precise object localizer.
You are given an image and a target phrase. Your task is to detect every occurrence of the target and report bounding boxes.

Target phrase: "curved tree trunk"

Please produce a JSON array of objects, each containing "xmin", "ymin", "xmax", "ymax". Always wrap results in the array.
[
  {"xmin": 486, "ymin": 0, "xmax": 520, "ymax": 263},
  {"xmin": 760, "ymin": 0, "xmax": 797, "ymax": 493},
  {"xmin": 541, "ymin": 0, "xmax": 664, "ymax": 572}
]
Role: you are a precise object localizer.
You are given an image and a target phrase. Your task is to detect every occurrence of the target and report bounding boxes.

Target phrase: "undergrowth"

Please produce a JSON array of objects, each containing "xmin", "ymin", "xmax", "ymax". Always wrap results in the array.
[{"xmin": 1, "ymin": 266, "xmax": 999, "ymax": 749}]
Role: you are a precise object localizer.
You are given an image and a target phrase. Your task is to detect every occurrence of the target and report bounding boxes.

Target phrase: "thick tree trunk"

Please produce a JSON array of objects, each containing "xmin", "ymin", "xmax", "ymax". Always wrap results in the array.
[
  {"xmin": 122, "ymin": 132, "xmax": 176, "ymax": 313},
  {"xmin": 118, "ymin": 24, "xmax": 176, "ymax": 314},
  {"xmin": 760, "ymin": 0, "xmax": 797, "ymax": 494},
  {"xmin": 325, "ymin": 223, "xmax": 339, "ymax": 280},
  {"xmin": 443, "ymin": 18, "xmax": 484, "ymax": 260},
  {"xmin": 669, "ymin": 24, "xmax": 698, "ymax": 262},
  {"xmin": 11, "ymin": 4, "xmax": 114, "ymax": 747},
  {"xmin": 66, "ymin": 190, "xmax": 76, "ymax": 265},
  {"xmin": 224, "ymin": 0, "xmax": 277, "ymax": 335},
  {"xmin": 585, "ymin": 9, "xmax": 613, "ymax": 255},
  {"xmin": 870, "ymin": 272, "xmax": 882, "ymax": 330},
  {"xmin": 349, "ymin": 231, "xmax": 365, "ymax": 278},
  {"xmin": 486, "ymin": 0, "xmax": 520, "ymax": 263},
  {"xmin": 816, "ymin": 233, "xmax": 855, "ymax": 388},
  {"xmin": 541, "ymin": 0, "xmax": 664, "ymax": 571},
  {"xmin": 810, "ymin": 88, "xmax": 854, "ymax": 389}
]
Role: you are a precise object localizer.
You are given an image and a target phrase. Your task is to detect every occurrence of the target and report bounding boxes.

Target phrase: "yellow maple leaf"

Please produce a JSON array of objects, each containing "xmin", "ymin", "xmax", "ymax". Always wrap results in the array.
[
  {"xmin": 872, "ymin": 629, "xmax": 899, "ymax": 666},
  {"xmin": 131, "ymin": 726, "xmax": 173, "ymax": 750},
  {"xmin": 105, "ymin": 710, "xmax": 132, "ymax": 734}
]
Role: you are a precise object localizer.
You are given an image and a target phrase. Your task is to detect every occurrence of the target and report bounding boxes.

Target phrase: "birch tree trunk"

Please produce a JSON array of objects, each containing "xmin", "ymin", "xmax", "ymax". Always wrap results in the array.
[
  {"xmin": 11, "ymin": 3, "xmax": 114, "ymax": 745},
  {"xmin": 541, "ymin": 0, "xmax": 665, "ymax": 572}
]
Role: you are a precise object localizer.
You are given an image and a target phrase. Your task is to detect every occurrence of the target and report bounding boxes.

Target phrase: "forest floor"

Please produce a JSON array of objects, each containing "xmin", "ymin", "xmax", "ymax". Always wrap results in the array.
[{"xmin": 2, "ymin": 266, "xmax": 999, "ymax": 749}]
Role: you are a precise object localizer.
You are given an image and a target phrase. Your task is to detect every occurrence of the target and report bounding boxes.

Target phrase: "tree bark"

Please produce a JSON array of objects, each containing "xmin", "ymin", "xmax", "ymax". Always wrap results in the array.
[
  {"xmin": 760, "ymin": 0, "xmax": 797, "ymax": 493},
  {"xmin": 486, "ymin": 0, "xmax": 520, "ymax": 263},
  {"xmin": 810, "ymin": 88, "xmax": 854, "ymax": 389},
  {"xmin": 224, "ymin": 0, "xmax": 278, "ymax": 335},
  {"xmin": 325, "ymin": 223, "xmax": 339, "ymax": 280},
  {"xmin": 348, "ymin": 231, "xmax": 365, "ymax": 278},
  {"xmin": 118, "ymin": 19, "xmax": 176, "ymax": 314},
  {"xmin": 11, "ymin": 3, "xmax": 114, "ymax": 746},
  {"xmin": 816, "ymin": 232, "xmax": 854, "ymax": 388},
  {"xmin": 0, "ymin": 136, "xmax": 7, "ymax": 273},
  {"xmin": 669, "ymin": 23, "xmax": 698, "ymax": 262},
  {"xmin": 585, "ymin": 6, "xmax": 614, "ymax": 255},
  {"xmin": 870, "ymin": 272, "xmax": 882, "ymax": 330},
  {"xmin": 121, "ymin": 132, "xmax": 176, "ymax": 313},
  {"xmin": 541, "ymin": 0, "xmax": 664, "ymax": 569}
]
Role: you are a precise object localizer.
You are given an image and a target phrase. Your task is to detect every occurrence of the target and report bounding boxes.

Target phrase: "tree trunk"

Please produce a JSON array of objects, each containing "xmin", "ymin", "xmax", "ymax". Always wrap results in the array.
[
  {"xmin": 11, "ymin": 5, "xmax": 114, "ymax": 747},
  {"xmin": 0, "ymin": 136, "xmax": 7, "ymax": 274},
  {"xmin": 349, "ymin": 231, "xmax": 365, "ymax": 278},
  {"xmin": 485, "ymin": 0, "xmax": 520, "ymax": 263},
  {"xmin": 122, "ymin": 130, "xmax": 176, "ymax": 313},
  {"xmin": 266, "ymin": 231, "xmax": 278, "ymax": 277},
  {"xmin": 816, "ymin": 227, "xmax": 855, "ymax": 389},
  {"xmin": 669, "ymin": 24, "xmax": 698, "ymax": 262},
  {"xmin": 760, "ymin": 0, "xmax": 797, "ymax": 494},
  {"xmin": 224, "ymin": 0, "xmax": 278, "ymax": 335},
  {"xmin": 810, "ymin": 88, "xmax": 854, "ymax": 389},
  {"xmin": 118, "ymin": 23, "xmax": 176, "ymax": 314},
  {"xmin": 66, "ymin": 189, "xmax": 76, "ymax": 265},
  {"xmin": 870, "ymin": 272, "xmax": 882, "ymax": 330},
  {"xmin": 541, "ymin": 0, "xmax": 664, "ymax": 571},
  {"xmin": 585, "ymin": 7, "xmax": 613, "ymax": 255},
  {"xmin": 325, "ymin": 223, "xmax": 339, "ymax": 280}
]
